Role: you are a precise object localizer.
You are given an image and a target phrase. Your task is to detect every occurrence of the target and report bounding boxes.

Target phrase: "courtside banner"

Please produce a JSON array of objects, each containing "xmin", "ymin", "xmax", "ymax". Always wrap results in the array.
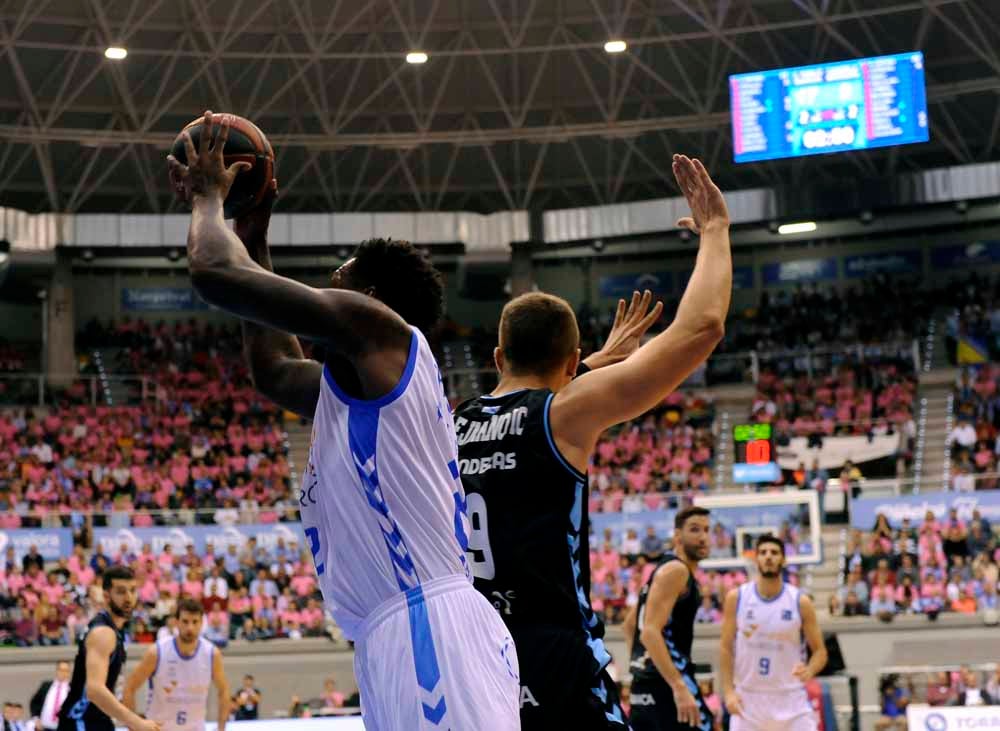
[
  {"xmin": 907, "ymin": 704, "xmax": 1000, "ymax": 731},
  {"xmin": 93, "ymin": 522, "xmax": 304, "ymax": 555},
  {"xmin": 851, "ymin": 491, "xmax": 1000, "ymax": 529},
  {"xmin": 0, "ymin": 528, "xmax": 73, "ymax": 562}
]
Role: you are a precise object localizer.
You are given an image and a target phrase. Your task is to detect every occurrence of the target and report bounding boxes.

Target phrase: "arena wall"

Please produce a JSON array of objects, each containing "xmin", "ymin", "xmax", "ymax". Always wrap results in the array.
[{"xmin": 0, "ymin": 617, "xmax": 991, "ymax": 722}]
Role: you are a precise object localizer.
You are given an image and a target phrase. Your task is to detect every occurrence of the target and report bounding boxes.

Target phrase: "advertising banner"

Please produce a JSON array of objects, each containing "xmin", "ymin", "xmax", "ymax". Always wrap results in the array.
[
  {"xmin": 93, "ymin": 523, "xmax": 305, "ymax": 555},
  {"xmin": 851, "ymin": 490, "xmax": 1000, "ymax": 529},
  {"xmin": 0, "ymin": 528, "xmax": 73, "ymax": 562},
  {"xmin": 762, "ymin": 258, "xmax": 837, "ymax": 285},
  {"xmin": 121, "ymin": 288, "xmax": 209, "ymax": 312}
]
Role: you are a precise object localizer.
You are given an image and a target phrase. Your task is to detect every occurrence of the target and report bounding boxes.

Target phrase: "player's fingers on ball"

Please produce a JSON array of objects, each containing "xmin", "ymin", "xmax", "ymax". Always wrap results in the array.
[
  {"xmin": 200, "ymin": 110, "xmax": 213, "ymax": 155},
  {"xmin": 226, "ymin": 161, "xmax": 252, "ymax": 177},
  {"xmin": 215, "ymin": 116, "xmax": 231, "ymax": 157},
  {"xmin": 181, "ymin": 132, "xmax": 197, "ymax": 165}
]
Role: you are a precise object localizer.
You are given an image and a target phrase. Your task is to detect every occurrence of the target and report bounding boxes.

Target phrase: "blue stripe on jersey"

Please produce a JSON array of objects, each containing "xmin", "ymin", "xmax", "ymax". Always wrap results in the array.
[
  {"xmin": 347, "ymin": 406, "xmax": 419, "ymax": 591},
  {"xmin": 543, "ymin": 393, "xmax": 586, "ymax": 480},
  {"xmin": 592, "ymin": 677, "xmax": 626, "ymax": 725},
  {"xmin": 341, "ymin": 378, "xmax": 450, "ymax": 727},
  {"xmin": 680, "ymin": 672, "xmax": 713, "ymax": 731},
  {"xmin": 406, "ymin": 586, "xmax": 447, "ymax": 725},
  {"xmin": 323, "ymin": 329, "xmax": 418, "ymax": 409},
  {"xmin": 568, "ymin": 481, "xmax": 613, "ymax": 673},
  {"xmin": 67, "ymin": 690, "xmax": 89, "ymax": 720}
]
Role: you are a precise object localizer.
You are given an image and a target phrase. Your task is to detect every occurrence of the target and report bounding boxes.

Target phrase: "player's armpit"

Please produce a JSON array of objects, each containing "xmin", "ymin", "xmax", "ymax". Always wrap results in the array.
[
  {"xmin": 190, "ymin": 261, "xmax": 410, "ymax": 359},
  {"xmin": 244, "ymin": 354, "xmax": 321, "ymax": 421}
]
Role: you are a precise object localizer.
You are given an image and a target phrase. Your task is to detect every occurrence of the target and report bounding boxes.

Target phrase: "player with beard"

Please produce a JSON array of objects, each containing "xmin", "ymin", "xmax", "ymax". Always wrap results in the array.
[
  {"xmin": 58, "ymin": 566, "xmax": 160, "ymax": 731},
  {"xmin": 720, "ymin": 535, "xmax": 827, "ymax": 731},
  {"xmin": 624, "ymin": 506, "xmax": 713, "ymax": 731},
  {"xmin": 123, "ymin": 599, "xmax": 230, "ymax": 731}
]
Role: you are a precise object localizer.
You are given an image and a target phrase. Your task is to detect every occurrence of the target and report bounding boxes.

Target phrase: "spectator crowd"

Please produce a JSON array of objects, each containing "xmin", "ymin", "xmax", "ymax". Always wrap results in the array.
[
  {"xmin": 833, "ymin": 508, "xmax": 999, "ymax": 621},
  {"xmin": 0, "ymin": 537, "xmax": 334, "ymax": 648}
]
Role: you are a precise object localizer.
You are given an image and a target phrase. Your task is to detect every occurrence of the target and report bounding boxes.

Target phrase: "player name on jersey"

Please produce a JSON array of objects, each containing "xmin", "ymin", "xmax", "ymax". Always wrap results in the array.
[{"xmin": 454, "ymin": 406, "xmax": 528, "ymax": 445}]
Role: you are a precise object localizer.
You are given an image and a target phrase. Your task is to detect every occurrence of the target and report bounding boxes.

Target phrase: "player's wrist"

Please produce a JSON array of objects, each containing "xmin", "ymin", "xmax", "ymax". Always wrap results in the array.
[{"xmin": 700, "ymin": 218, "xmax": 729, "ymax": 233}]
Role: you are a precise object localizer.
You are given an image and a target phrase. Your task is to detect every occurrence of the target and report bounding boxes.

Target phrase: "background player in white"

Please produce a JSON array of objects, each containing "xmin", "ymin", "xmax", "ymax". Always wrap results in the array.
[
  {"xmin": 720, "ymin": 535, "xmax": 827, "ymax": 731},
  {"xmin": 168, "ymin": 111, "xmax": 519, "ymax": 730},
  {"xmin": 123, "ymin": 599, "xmax": 230, "ymax": 731}
]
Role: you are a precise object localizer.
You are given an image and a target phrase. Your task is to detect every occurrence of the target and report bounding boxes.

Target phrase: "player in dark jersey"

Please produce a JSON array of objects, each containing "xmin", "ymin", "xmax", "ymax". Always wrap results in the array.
[
  {"xmin": 624, "ymin": 506, "xmax": 713, "ymax": 731},
  {"xmin": 58, "ymin": 566, "xmax": 160, "ymax": 731},
  {"xmin": 455, "ymin": 154, "xmax": 732, "ymax": 730}
]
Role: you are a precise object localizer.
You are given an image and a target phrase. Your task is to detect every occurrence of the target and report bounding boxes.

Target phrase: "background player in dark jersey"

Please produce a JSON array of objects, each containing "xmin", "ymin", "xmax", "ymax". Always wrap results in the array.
[
  {"xmin": 624, "ymin": 506, "xmax": 712, "ymax": 731},
  {"xmin": 456, "ymin": 154, "xmax": 732, "ymax": 729},
  {"xmin": 58, "ymin": 566, "xmax": 160, "ymax": 731}
]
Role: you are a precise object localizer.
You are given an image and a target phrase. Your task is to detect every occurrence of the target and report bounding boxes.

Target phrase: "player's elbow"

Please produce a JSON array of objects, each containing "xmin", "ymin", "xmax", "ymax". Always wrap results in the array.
[
  {"xmin": 639, "ymin": 625, "xmax": 661, "ymax": 650},
  {"xmin": 85, "ymin": 679, "xmax": 107, "ymax": 702},
  {"xmin": 696, "ymin": 315, "xmax": 725, "ymax": 344},
  {"xmin": 189, "ymin": 265, "xmax": 229, "ymax": 305}
]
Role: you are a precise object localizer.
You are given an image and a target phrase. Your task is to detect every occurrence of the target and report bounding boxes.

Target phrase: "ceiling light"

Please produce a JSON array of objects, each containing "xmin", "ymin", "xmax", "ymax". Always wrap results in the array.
[
  {"xmin": 406, "ymin": 51, "xmax": 428, "ymax": 64},
  {"xmin": 777, "ymin": 221, "xmax": 817, "ymax": 235},
  {"xmin": 104, "ymin": 47, "xmax": 128, "ymax": 60},
  {"xmin": 604, "ymin": 40, "xmax": 627, "ymax": 53}
]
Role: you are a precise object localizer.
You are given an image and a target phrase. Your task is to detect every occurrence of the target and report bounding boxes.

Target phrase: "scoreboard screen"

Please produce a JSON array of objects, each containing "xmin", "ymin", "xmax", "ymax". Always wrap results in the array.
[
  {"xmin": 732, "ymin": 422, "xmax": 780, "ymax": 483},
  {"xmin": 730, "ymin": 51, "xmax": 928, "ymax": 163}
]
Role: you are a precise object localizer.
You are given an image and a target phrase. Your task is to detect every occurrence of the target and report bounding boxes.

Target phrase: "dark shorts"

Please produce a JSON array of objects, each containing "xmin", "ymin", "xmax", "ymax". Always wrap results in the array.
[
  {"xmin": 629, "ymin": 674, "xmax": 712, "ymax": 731},
  {"xmin": 511, "ymin": 624, "xmax": 628, "ymax": 731},
  {"xmin": 58, "ymin": 716, "xmax": 114, "ymax": 731}
]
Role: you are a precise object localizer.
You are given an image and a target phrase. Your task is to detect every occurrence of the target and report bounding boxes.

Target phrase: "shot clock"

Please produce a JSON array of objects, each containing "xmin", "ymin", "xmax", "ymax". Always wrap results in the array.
[{"xmin": 732, "ymin": 422, "xmax": 781, "ymax": 483}]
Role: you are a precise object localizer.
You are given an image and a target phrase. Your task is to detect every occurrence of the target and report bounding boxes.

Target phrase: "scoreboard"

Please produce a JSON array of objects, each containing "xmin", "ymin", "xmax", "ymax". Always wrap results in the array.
[
  {"xmin": 730, "ymin": 51, "xmax": 928, "ymax": 163},
  {"xmin": 732, "ymin": 422, "xmax": 780, "ymax": 483}
]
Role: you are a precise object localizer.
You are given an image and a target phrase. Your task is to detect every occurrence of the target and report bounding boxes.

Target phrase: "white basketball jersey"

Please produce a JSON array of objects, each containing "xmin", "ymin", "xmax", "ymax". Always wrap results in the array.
[
  {"xmin": 300, "ymin": 327, "xmax": 471, "ymax": 640},
  {"xmin": 146, "ymin": 637, "xmax": 214, "ymax": 731},
  {"xmin": 734, "ymin": 581, "xmax": 806, "ymax": 693}
]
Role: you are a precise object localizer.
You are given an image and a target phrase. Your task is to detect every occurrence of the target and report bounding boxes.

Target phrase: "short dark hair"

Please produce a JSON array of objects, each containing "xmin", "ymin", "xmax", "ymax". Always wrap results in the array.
[
  {"xmin": 499, "ymin": 293, "xmax": 579, "ymax": 375},
  {"xmin": 176, "ymin": 598, "xmax": 204, "ymax": 618},
  {"xmin": 675, "ymin": 506, "xmax": 710, "ymax": 530},
  {"xmin": 755, "ymin": 533, "xmax": 785, "ymax": 556},
  {"xmin": 102, "ymin": 565, "xmax": 135, "ymax": 591},
  {"xmin": 347, "ymin": 238, "xmax": 444, "ymax": 334}
]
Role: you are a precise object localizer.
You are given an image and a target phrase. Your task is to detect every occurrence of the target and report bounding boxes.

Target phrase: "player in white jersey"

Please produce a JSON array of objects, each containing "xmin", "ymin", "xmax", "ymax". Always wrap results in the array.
[
  {"xmin": 169, "ymin": 111, "xmax": 520, "ymax": 730},
  {"xmin": 123, "ymin": 600, "xmax": 229, "ymax": 731},
  {"xmin": 720, "ymin": 535, "xmax": 827, "ymax": 731}
]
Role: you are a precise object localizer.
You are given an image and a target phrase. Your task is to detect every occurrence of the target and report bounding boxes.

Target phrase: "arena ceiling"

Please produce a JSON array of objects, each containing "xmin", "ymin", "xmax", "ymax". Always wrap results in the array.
[{"xmin": 0, "ymin": 0, "xmax": 998, "ymax": 216}]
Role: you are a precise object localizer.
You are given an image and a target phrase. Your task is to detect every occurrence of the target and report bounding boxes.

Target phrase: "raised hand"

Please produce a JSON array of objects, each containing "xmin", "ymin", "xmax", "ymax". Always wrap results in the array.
[
  {"xmin": 673, "ymin": 154, "xmax": 729, "ymax": 235},
  {"xmin": 591, "ymin": 290, "xmax": 664, "ymax": 367}
]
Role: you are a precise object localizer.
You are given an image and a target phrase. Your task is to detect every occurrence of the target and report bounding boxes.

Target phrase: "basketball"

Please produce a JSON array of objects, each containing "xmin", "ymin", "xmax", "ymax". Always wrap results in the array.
[{"xmin": 170, "ymin": 114, "xmax": 275, "ymax": 219}]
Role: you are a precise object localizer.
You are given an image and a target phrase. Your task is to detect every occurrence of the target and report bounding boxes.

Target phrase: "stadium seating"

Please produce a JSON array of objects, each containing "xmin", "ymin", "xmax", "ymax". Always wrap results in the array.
[
  {"xmin": 833, "ymin": 510, "xmax": 999, "ymax": 620},
  {"xmin": 0, "ymin": 542, "xmax": 329, "ymax": 647}
]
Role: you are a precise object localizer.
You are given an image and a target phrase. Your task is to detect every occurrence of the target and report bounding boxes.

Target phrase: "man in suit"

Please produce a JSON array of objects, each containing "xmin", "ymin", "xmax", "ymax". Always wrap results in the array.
[
  {"xmin": 30, "ymin": 662, "xmax": 71, "ymax": 731},
  {"xmin": 21, "ymin": 546, "xmax": 44, "ymax": 574},
  {"xmin": 955, "ymin": 668, "xmax": 997, "ymax": 707},
  {"xmin": 3, "ymin": 702, "xmax": 28, "ymax": 731}
]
